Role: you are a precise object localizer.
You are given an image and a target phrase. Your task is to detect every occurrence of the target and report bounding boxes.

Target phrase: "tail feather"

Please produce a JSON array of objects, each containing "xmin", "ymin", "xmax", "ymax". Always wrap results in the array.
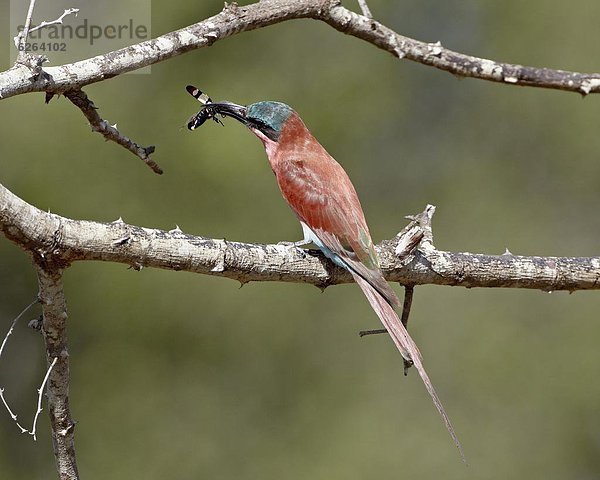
[{"xmin": 354, "ymin": 275, "xmax": 466, "ymax": 463}]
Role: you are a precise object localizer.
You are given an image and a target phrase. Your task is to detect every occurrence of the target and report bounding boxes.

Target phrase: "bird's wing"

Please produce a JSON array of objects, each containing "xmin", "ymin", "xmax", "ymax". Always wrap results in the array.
[{"xmin": 277, "ymin": 156, "xmax": 400, "ymax": 307}]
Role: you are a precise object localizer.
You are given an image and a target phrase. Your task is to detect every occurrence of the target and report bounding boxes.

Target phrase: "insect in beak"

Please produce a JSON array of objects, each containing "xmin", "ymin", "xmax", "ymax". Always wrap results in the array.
[
  {"xmin": 185, "ymin": 85, "xmax": 248, "ymax": 130},
  {"xmin": 185, "ymin": 85, "xmax": 224, "ymax": 130}
]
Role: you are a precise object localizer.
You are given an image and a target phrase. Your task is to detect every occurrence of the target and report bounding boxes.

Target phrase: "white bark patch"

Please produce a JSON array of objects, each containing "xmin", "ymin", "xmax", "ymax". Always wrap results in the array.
[
  {"xmin": 177, "ymin": 30, "xmax": 198, "ymax": 46},
  {"xmin": 480, "ymin": 59, "xmax": 503, "ymax": 78},
  {"xmin": 580, "ymin": 78, "xmax": 600, "ymax": 95}
]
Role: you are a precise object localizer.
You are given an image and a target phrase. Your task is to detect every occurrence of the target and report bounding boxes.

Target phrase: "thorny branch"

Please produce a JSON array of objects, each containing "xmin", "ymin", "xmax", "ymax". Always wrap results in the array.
[
  {"xmin": 2, "ymin": 0, "xmax": 600, "ymax": 101},
  {"xmin": 63, "ymin": 89, "xmax": 161, "ymax": 174},
  {"xmin": 1, "ymin": 0, "xmax": 599, "ymax": 171},
  {"xmin": 1, "ymin": 184, "xmax": 598, "ymax": 292},
  {"xmin": 0, "ymin": 356, "xmax": 56, "ymax": 440},
  {"xmin": 31, "ymin": 357, "xmax": 57, "ymax": 441}
]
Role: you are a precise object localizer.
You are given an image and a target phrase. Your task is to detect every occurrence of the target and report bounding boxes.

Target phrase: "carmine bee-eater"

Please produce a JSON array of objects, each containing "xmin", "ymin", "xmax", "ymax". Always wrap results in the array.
[{"xmin": 186, "ymin": 86, "xmax": 464, "ymax": 460}]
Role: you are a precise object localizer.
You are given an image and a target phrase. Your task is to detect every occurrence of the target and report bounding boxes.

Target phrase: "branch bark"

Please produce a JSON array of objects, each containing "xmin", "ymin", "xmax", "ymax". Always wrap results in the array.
[
  {"xmin": 2, "ymin": 183, "xmax": 598, "ymax": 292},
  {"xmin": 63, "ymin": 88, "xmax": 160, "ymax": 174},
  {"xmin": 36, "ymin": 265, "xmax": 78, "ymax": 480}
]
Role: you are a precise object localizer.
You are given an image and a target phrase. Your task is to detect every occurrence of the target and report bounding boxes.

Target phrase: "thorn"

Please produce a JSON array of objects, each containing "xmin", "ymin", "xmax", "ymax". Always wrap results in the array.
[
  {"xmin": 169, "ymin": 225, "xmax": 183, "ymax": 234},
  {"xmin": 502, "ymin": 247, "xmax": 513, "ymax": 255},
  {"xmin": 579, "ymin": 79, "xmax": 600, "ymax": 96},
  {"xmin": 428, "ymin": 40, "xmax": 443, "ymax": 56}
]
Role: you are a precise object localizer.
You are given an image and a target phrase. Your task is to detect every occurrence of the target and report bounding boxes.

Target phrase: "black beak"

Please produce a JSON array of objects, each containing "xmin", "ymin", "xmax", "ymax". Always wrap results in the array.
[
  {"xmin": 187, "ymin": 101, "xmax": 248, "ymax": 130},
  {"xmin": 187, "ymin": 99, "xmax": 277, "ymax": 141},
  {"xmin": 209, "ymin": 102, "xmax": 248, "ymax": 125},
  {"xmin": 214, "ymin": 102, "xmax": 278, "ymax": 141}
]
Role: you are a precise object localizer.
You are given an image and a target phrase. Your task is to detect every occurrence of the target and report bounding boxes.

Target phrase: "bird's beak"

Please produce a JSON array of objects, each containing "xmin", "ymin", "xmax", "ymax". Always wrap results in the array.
[{"xmin": 209, "ymin": 102, "xmax": 248, "ymax": 125}]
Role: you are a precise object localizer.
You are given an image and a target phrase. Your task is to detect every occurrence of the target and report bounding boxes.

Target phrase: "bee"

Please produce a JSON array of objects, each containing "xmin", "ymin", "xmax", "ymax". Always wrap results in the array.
[{"xmin": 185, "ymin": 85, "xmax": 224, "ymax": 130}]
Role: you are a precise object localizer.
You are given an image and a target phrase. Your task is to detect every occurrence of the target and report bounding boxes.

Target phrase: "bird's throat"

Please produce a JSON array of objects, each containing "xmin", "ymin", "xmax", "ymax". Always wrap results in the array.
[{"xmin": 251, "ymin": 127, "xmax": 278, "ymax": 158}]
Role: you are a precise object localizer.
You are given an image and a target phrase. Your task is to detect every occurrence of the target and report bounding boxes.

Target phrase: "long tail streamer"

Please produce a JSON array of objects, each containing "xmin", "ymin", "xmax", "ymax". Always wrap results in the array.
[{"xmin": 354, "ymin": 275, "xmax": 466, "ymax": 463}]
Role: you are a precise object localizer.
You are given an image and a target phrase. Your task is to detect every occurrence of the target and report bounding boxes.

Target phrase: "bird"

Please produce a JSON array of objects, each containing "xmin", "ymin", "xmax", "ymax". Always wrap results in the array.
[{"xmin": 186, "ymin": 87, "xmax": 465, "ymax": 460}]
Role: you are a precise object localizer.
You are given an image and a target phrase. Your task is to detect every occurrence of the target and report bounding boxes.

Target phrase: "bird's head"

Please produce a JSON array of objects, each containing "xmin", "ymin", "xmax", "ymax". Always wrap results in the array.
[{"xmin": 201, "ymin": 101, "xmax": 294, "ymax": 143}]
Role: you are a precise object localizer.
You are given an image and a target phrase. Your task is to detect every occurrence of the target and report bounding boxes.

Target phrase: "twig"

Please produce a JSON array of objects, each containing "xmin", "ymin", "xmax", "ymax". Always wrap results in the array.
[
  {"xmin": 0, "ymin": 298, "xmax": 38, "ymax": 360},
  {"xmin": 400, "ymin": 285, "xmax": 414, "ymax": 328},
  {"xmin": 358, "ymin": 286, "xmax": 414, "ymax": 336},
  {"xmin": 29, "ymin": 8, "xmax": 79, "ymax": 35},
  {"xmin": 14, "ymin": 5, "xmax": 79, "ymax": 50},
  {"xmin": 64, "ymin": 88, "xmax": 161, "ymax": 174},
  {"xmin": 358, "ymin": 285, "xmax": 415, "ymax": 374},
  {"xmin": 0, "ymin": 388, "xmax": 28, "ymax": 433},
  {"xmin": 0, "ymin": 298, "xmax": 49, "ymax": 436},
  {"xmin": 357, "ymin": 0, "xmax": 373, "ymax": 19},
  {"xmin": 400, "ymin": 286, "xmax": 414, "ymax": 375},
  {"xmin": 14, "ymin": 0, "xmax": 37, "ymax": 55},
  {"xmin": 358, "ymin": 328, "xmax": 386, "ymax": 337},
  {"xmin": 30, "ymin": 357, "xmax": 57, "ymax": 441}
]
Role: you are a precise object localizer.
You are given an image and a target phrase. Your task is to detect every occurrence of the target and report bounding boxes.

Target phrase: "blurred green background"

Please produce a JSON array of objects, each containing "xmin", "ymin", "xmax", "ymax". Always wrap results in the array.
[{"xmin": 1, "ymin": 0, "xmax": 600, "ymax": 478}]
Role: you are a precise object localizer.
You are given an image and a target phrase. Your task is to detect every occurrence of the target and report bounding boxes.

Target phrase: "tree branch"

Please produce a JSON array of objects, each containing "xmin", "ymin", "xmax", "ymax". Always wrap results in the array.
[
  {"xmin": 27, "ymin": 8, "xmax": 79, "ymax": 36},
  {"xmin": 356, "ymin": 0, "xmax": 373, "ymax": 19},
  {"xmin": 320, "ymin": 5, "xmax": 600, "ymax": 95},
  {"xmin": 3, "ymin": 0, "xmax": 598, "ymax": 173},
  {"xmin": 2, "ymin": 0, "xmax": 600, "ymax": 101},
  {"xmin": 2, "ymin": 183, "xmax": 598, "ymax": 292},
  {"xmin": 36, "ymin": 265, "xmax": 79, "ymax": 480},
  {"xmin": 63, "ymin": 88, "xmax": 160, "ymax": 174},
  {"xmin": 2, "ymin": 2, "xmax": 598, "ymax": 478},
  {"xmin": 14, "ymin": 0, "xmax": 37, "ymax": 58}
]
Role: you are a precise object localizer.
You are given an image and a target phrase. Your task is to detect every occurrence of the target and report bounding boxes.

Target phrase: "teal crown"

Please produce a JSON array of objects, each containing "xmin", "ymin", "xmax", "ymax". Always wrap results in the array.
[{"xmin": 247, "ymin": 102, "xmax": 294, "ymax": 136}]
